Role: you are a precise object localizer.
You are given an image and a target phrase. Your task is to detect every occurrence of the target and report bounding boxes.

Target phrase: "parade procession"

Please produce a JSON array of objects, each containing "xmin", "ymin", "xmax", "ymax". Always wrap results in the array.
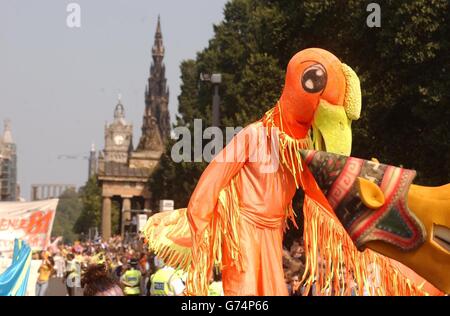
[{"xmin": 1, "ymin": 0, "xmax": 449, "ymax": 301}]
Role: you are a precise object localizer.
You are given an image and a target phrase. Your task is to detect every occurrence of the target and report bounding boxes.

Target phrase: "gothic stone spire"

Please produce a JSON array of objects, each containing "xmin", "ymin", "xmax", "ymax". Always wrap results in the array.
[
  {"xmin": 152, "ymin": 15, "xmax": 164, "ymax": 60},
  {"xmin": 140, "ymin": 16, "xmax": 171, "ymax": 149}
]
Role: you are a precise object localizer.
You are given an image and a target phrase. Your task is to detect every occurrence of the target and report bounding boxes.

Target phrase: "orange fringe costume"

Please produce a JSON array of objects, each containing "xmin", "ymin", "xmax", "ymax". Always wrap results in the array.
[{"xmin": 143, "ymin": 48, "xmax": 441, "ymax": 296}]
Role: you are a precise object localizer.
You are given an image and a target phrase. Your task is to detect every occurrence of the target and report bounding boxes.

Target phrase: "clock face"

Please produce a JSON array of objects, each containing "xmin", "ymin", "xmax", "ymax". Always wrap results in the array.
[{"xmin": 114, "ymin": 134, "xmax": 125, "ymax": 145}]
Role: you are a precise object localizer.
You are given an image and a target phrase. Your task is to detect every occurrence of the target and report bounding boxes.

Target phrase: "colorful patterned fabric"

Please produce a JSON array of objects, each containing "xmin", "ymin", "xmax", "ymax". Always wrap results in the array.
[{"xmin": 300, "ymin": 150, "xmax": 426, "ymax": 251}]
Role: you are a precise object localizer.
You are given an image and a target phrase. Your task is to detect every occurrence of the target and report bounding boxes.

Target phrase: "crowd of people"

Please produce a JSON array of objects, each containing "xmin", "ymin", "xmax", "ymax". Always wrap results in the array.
[
  {"xmin": 33, "ymin": 235, "xmax": 224, "ymax": 296},
  {"xmin": 283, "ymin": 240, "xmax": 308, "ymax": 296},
  {"xmin": 283, "ymin": 240, "xmax": 365, "ymax": 296},
  {"xmin": 33, "ymin": 235, "xmax": 364, "ymax": 296}
]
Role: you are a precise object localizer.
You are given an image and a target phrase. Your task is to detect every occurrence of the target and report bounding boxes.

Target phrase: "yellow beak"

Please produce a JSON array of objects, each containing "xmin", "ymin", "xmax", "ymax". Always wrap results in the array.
[{"xmin": 312, "ymin": 63, "xmax": 361, "ymax": 156}]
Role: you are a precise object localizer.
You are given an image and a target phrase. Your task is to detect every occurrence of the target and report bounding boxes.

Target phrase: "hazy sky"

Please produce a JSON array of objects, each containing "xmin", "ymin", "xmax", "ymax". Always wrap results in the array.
[{"xmin": 0, "ymin": 0, "xmax": 227, "ymax": 200}]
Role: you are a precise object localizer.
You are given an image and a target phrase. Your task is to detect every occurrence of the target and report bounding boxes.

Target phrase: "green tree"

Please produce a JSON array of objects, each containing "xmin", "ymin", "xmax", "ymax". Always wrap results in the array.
[
  {"xmin": 73, "ymin": 176, "xmax": 121, "ymax": 237},
  {"xmin": 52, "ymin": 188, "xmax": 81, "ymax": 243},
  {"xmin": 74, "ymin": 176, "xmax": 102, "ymax": 234},
  {"xmin": 150, "ymin": 0, "xmax": 450, "ymax": 245},
  {"xmin": 263, "ymin": 0, "xmax": 450, "ymax": 185}
]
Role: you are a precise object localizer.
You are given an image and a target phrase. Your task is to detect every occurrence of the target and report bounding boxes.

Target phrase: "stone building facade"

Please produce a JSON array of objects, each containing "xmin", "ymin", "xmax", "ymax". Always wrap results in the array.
[
  {"xmin": 0, "ymin": 120, "xmax": 18, "ymax": 201},
  {"xmin": 97, "ymin": 17, "xmax": 170, "ymax": 239}
]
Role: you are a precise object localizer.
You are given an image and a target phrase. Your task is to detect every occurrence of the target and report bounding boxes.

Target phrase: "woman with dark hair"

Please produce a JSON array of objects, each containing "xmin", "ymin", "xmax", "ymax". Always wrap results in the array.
[{"xmin": 82, "ymin": 264, "xmax": 124, "ymax": 296}]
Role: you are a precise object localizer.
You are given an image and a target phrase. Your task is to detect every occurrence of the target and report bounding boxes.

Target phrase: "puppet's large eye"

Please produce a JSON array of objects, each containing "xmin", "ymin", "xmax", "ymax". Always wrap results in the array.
[{"xmin": 301, "ymin": 64, "xmax": 327, "ymax": 93}]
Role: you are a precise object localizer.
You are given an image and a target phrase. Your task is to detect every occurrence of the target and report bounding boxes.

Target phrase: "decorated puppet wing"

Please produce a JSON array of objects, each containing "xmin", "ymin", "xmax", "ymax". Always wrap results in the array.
[
  {"xmin": 299, "ymin": 149, "xmax": 446, "ymax": 295},
  {"xmin": 142, "ymin": 176, "xmax": 242, "ymax": 284},
  {"xmin": 300, "ymin": 149, "xmax": 425, "ymax": 250},
  {"xmin": 141, "ymin": 208, "xmax": 192, "ymax": 271}
]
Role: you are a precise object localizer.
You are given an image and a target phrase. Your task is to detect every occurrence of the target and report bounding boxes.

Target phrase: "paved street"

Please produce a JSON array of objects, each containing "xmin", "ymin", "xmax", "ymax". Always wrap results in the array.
[{"xmin": 45, "ymin": 277, "xmax": 83, "ymax": 296}]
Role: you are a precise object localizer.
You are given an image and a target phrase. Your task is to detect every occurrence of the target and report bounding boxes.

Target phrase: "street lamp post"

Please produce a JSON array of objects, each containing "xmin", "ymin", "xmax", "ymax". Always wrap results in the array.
[{"xmin": 200, "ymin": 73, "xmax": 222, "ymax": 127}]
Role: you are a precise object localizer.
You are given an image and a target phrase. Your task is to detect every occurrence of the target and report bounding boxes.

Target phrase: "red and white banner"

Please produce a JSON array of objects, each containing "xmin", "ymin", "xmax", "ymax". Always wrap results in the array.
[{"xmin": 0, "ymin": 199, "xmax": 58, "ymax": 253}]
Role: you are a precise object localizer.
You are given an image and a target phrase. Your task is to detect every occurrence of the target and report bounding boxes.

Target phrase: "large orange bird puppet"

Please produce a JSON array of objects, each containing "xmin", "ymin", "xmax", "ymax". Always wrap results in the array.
[{"xmin": 143, "ymin": 48, "xmax": 447, "ymax": 296}]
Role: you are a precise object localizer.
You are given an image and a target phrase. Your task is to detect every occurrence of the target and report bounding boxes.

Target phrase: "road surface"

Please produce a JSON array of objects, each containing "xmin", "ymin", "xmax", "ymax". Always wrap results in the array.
[{"xmin": 45, "ymin": 277, "xmax": 83, "ymax": 296}]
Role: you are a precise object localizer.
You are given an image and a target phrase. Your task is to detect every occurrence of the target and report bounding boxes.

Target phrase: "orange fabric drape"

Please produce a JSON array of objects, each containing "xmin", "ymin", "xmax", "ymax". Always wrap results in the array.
[{"xmin": 186, "ymin": 122, "xmax": 301, "ymax": 295}]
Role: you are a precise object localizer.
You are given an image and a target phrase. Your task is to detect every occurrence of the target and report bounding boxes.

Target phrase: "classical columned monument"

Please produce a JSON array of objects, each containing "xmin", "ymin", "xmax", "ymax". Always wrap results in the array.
[{"xmin": 97, "ymin": 17, "xmax": 169, "ymax": 239}]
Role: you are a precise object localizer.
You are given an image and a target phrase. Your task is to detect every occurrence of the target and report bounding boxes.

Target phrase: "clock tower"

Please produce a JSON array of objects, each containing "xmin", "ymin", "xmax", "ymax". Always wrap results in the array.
[
  {"xmin": 103, "ymin": 97, "xmax": 133, "ymax": 163},
  {"xmin": 97, "ymin": 17, "xmax": 170, "ymax": 240}
]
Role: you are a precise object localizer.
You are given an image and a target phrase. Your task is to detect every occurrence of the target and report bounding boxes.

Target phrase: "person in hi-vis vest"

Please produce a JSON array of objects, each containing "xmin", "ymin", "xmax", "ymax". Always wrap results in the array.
[
  {"xmin": 149, "ymin": 266, "xmax": 186, "ymax": 296},
  {"xmin": 120, "ymin": 258, "xmax": 142, "ymax": 296}
]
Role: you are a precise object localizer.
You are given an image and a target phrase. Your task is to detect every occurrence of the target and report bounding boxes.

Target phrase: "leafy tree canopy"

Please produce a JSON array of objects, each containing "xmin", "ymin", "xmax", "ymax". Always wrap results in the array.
[
  {"xmin": 150, "ymin": 0, "xmax": 450, "ymax": 247},
  {"xmin": 52, "ymin": 188, "xmax": 81, "ymax": 244}
]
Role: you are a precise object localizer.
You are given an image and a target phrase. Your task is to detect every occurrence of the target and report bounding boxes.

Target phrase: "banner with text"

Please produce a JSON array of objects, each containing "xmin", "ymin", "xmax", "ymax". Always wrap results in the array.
[{"xmin": 0, "ymin": 199, "xmax": 58, "ymax": 253}]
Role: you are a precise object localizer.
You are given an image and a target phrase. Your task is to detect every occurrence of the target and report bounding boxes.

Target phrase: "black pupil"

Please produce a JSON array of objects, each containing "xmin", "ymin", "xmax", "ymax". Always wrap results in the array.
[{"xmin": 301, "ymin": 65, "xmax": 327, "ymax": 93}]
